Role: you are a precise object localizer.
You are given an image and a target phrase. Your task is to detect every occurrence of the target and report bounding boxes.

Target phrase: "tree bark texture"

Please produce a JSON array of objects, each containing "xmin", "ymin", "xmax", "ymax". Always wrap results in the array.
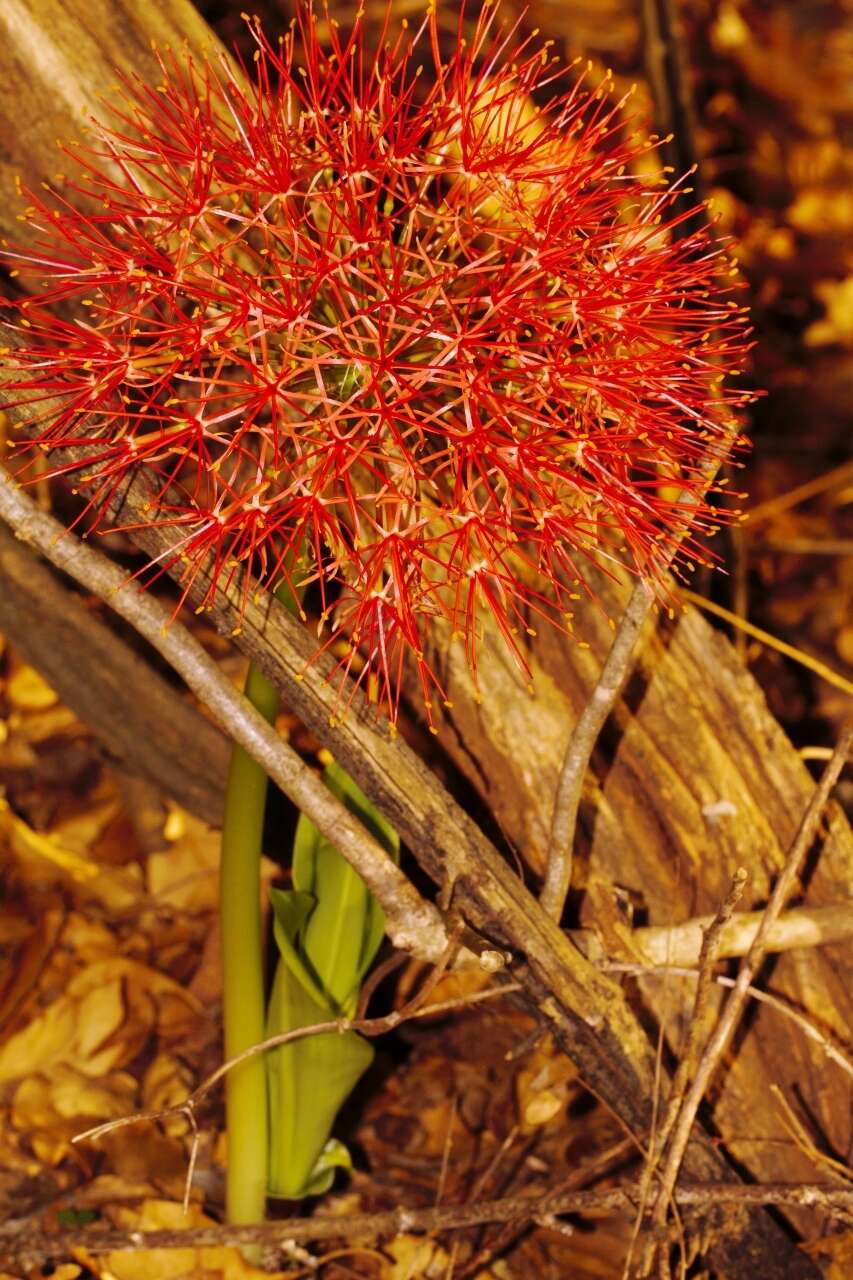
[{"xmin": 421, "ymin": 584, "xmax": 853, "ymax": 1210}]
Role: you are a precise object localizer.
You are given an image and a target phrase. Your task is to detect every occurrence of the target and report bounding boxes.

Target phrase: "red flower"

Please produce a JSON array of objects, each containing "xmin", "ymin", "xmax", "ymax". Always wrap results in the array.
[{"xmin": 1, "ymin": 2, "xmax": 751, "ymax": 725}]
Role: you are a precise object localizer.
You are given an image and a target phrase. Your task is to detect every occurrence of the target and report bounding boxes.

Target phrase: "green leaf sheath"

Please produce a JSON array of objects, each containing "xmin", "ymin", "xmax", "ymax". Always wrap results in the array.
[
  {"xmin": 220, "ymin": 660, "xmax": 280, "ymax": 1226},
  {"xmin": 220, "ymin": 554, "xmax": 400, "ymax": 1213},
  {"xmin": 266, "ymin": 765, "xmax": 400, "ymax": 1198},
  {"xmin": 266, "ymin": 959, "xmax": 374, "ymax": 1199},
  {"xmin": 303, "ymin": 839, "xmax": 370, "ymax": 1012}
]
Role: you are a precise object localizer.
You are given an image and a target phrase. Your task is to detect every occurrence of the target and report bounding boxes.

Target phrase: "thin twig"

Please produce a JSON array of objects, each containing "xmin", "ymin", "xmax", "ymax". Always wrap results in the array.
[
  {"xmin": 6, "ymin": 1183, "xmax": 853, "ymax": 1264},
  {"xmin": 650, "ymin": 728, "xmax": 852, "ymax": 1229},
  {"xmin": 0, "ymin": 466, "xmax": 451, "ymax": 963},
  {"xmin": 628, "ymin": 870, "xmax": 748, "ymax": 1278},
  {"xmin": 744, "ymin": 459, "xmax": 853, "ymax": 528},
  {"xmin": 541, "ymin": 579, "xmax": 654, "ymax": 919},
  {"xmin": 72, "ymin": 981, "xmax": 522, "ymax": 1148},
  {"xmin": 612, "ymin": 967, "xmax": 853, "ymax": 1085},
  {"xmin": 541, "ymin": 442, "xmax": 746, "ymax": 926},
  {"xmin": 571, "ymin": 900, "xmax": 853, "ymax": 968},
  {"xmin": 769, "ymin": 1085, "xmax": 853, "ymax": 1185},
  {"xmin": 645, "ymin": 870, "xmax": 749, "ymax": 1267},
  {"xmin": 660, "ymin": 870, "xmax": 748, "ymax": 1154},
  {"xmin": 456, "ymin": 1136, "xmax": 635, "ymax": 1280},
  {"xmin": 760, "ymin": 537, "xmax": 853, "ymax": 556},
  {"xmin": 682, "ymin": 589, "xmax": 853, "ymax": 698},
  {"xmin": 640, "ymin": 0, "xmax": 703, "ymax": 209}
]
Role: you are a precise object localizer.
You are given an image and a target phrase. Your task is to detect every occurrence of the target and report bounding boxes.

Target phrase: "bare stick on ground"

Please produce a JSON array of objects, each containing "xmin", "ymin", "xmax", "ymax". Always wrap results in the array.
[
  {"xmin": 577, "ymin": 900, "xmax": 853, "ymax": 967},
  {"xmin": 649, "ymin": 727, "xmax": 852, "ymax": 1243},
  {"xmin": 541, "ymin": 580, "xmax": 655, "ymax": 918},
  {"xmin": 0, "ymin": 466, "xmax": 450, "ymax": 963},
  {"xmin": 627, "ymin": 869, "xmax": 750, "ymax": 1274},
  {"xmin": 5, "ymin": 1182, "xmax": 852, "ymax": 1268}
]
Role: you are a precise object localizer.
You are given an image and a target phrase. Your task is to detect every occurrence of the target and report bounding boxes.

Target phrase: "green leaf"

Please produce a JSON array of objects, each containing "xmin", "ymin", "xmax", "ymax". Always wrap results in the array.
[
  {"xmin": 56, "ymin": 1207, "xmax": 99, "ymax": 1227},
  {"xmin": 266, "ymin": 961, "xmax": 374, "ymax": 1199},
  {"xmin": 358, "ymin": 892, "xmax": 387, "ymax": 991},
  {"xmin": 297, "ymin": 1139, "xmax": 353, "ymax": 1198},
  {"xmin": 324, "ymin": 761, "xmax": 399, "ymax": 860},
  {"xmin": 266, "ymin": 760, "xmax": 399, "ymax": 1198},
  {"xmin": 292, "ymin": 809, "xmax": 321, "ymax": 895},
  {"xmin": 301, "ymin": 837, "xmax": 369, "ymax": 1013},
  {"xmin": 268, "ymin": 887, "xmax": 328, "ymax": 1009}
]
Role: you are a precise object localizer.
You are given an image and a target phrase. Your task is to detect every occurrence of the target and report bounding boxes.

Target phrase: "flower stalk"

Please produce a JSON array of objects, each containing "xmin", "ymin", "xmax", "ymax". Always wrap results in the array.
[{"xmin": 220, "ymin": 659, "xmax": 280, "ymax": 1225}]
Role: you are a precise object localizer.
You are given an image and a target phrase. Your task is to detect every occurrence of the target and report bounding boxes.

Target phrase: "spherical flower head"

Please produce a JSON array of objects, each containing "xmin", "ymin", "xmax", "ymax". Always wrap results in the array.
[{"xmin": 1, "ymin": 2, "xmax": 751, "ymax": 725}]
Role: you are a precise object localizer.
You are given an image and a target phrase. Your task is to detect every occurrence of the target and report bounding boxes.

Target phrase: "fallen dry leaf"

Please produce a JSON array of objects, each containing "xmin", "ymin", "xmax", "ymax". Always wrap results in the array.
[
  {"xmin": 805, "ymin": 276, "xmax": 853, "ymax": 348},
  {"xmin": 11, "ymin": 1065, "xmax": 137, "ymax": 1166},
  {"xmin": 6, "ymin": 659, "xmax": 58, "ymax": 712},
  {"xmin": 0, "ymin": 958, "xmax": 202, "ymax": 1085},
  {"xmin": 80, "ymin": 1198, "xmax": 289, "ymax": 1280},
  {"xmin": 515, "ymin": 1034, "xmax": 578, "ymax": 1132},
  {"xmin": 803, "ymin": 1229, "xmax": 853, "ymax": 1279},
  {"xmin": 1, "ymin": 796, "xmax": 142, "ymax": 909},
  {"xmin": 147, "ymin": 814, "xmax": 221, "ymax": 913}
]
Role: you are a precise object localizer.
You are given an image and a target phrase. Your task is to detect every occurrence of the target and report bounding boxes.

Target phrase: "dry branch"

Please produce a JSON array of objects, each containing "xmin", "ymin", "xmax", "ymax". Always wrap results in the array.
[
  {"xmin": 582, "ymin": 900, "xmax": 853, "ymax": 967},
  {"xmin": 650, "ymin": 727, "xmax": 852, "ymax": 1233},
  {"xmin": 2, "ymin": 1183, "xmax": 851, "ymax": 1270},
  {"xmin": 0, "ymin": 467, "xmax": 450, "ymax": 963},
  {"xmin": 0, "ymin": 520, "xmax": 228, "ymax": 825}
]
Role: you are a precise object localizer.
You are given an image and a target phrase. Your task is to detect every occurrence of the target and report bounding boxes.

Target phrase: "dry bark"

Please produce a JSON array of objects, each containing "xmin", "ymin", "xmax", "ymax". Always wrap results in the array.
[
  {"xmin": 422, "ymin": 580, "xmax": 853, "ymax": 1208},
  {"xmin": 0, "ymin": 0, "xmax": 225, "ymax": 237}
]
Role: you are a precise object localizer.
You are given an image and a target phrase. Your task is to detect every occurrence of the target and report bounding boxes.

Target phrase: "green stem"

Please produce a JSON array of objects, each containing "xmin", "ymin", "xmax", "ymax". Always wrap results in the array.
[
  {"xmin": 221, "ymin": 572, "xmax": 304, "ymax": 1227},
  {"xmin": 221, "ymin": 659, "xmax": 280, "ymax": 1226}
]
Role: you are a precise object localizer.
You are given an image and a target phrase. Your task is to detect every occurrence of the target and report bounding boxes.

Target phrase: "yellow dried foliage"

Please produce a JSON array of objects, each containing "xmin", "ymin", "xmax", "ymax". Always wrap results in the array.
[
  {"xmin": 11, "ymin": 1066, "xmax": 138, "ymax": 1166},
  {"xmin": 0, "ymin": 796, "xmax": 142, "ymax": 909},
  {"xmin": 78, "ymin": 1199, "xmax": 289, "ymax": 1280},
  {"xmin": 0, "ymin": 957, "xmax": 202, "ymax": 1086},
  {"xmin": 6, "ymin": 659, "xmax": 59, "ymax": 711},
  {"xmin": 384, "ymin": 1236, "xmax": 508, "ymax": 1280},
  {"xmin": 805, "ymin": 276, "xmax": 853, "ymax": 348},
  {"xmin": 804, "ymin": 1231, "xmax": 853, "ymax": 1279},
  {"xmin": 146, "ymin": 814, "xmax": 221, "ymax": 912},
  {"xmin": 515, "ymin": 1034, "xmax": 579, "ymax": 1132}
]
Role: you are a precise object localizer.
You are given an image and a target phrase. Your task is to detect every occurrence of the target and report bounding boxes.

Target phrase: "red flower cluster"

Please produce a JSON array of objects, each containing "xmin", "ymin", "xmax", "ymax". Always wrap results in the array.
[{"xmin": 1, "ymin": 3, "xmax": 750, "ymax": 722}]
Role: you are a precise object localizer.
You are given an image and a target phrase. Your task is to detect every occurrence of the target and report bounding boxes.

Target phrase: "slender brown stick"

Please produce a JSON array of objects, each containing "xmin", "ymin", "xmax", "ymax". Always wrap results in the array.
[
  {"xmin": 541, "ymin": 458, "xmax": 743, "ymax": 925},
  {"xmin": 640, "ymin": 871, "xmax": 748, "ymax": 1273},
  {"xmin": 683, "ymin": 589, "xmax": 853, "ymax": 698},
  {"xmin": 606, "ymin": 967, "xmax": 853, "ymax": 1084},
  {"xmin": 745, "ymin": 459, "xmax": 853, "ymax": 528},
  {"xmin": 627, "ymin": 870, "xmax": 748, "ymax": 1278},
  {"xmin": 5, "ymin": 1183, "xmax": 852, "ymax": 1265},
  {"xmin": 541, "ymin": 580, "xmax": 654, "ymax": 919},
  {"xmin": 73, "ymin": 981, "xmax": 522, "ymax": 1149},
  {"xmin": 658, "ymin": 869, "xmax": 748, "ymax": 1152},
  {"xmin": 0, "ymin": 466, "xmax": 451, "ymax": 962},
  {"xmin": 651, "ymin": 728, "xmax": 852, "ymax": 1224},
  {"xmin": 574, "ymin": 900, "xmax": 853, "ymax": 968}
]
